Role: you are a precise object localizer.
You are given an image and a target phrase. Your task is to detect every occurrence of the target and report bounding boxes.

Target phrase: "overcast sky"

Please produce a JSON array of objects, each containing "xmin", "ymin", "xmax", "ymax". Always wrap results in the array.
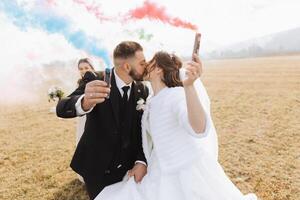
[
  {"xmin": 0, "ymin": 0, "xmax": 299, "ymax": 102},
  {"xmin": 1, "ymin": 0, "xmax": 299, "ymax": 66}
]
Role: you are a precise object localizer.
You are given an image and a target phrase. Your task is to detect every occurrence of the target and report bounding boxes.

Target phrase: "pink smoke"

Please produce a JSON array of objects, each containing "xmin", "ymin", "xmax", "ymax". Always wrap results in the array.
[
  {"xmin": 73, "ymin": 0, "xmax": 112, "ymax": 22},
  {"xmin": 127, "ymin": 1, "xmax": 198, "ymax": 31}
]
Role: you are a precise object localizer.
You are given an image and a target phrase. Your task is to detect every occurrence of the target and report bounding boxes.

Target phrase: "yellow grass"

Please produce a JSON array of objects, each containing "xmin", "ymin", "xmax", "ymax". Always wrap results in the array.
[{"xmin": 1, "ymin": 55, "xmax": 299, "ymax": 199}]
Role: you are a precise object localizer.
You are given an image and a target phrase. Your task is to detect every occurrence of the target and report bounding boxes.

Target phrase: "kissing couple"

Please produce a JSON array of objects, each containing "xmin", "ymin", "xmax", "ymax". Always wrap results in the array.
[{"xmin": 57, "ymin": 41, "xmax": 257, "ymax": 200}]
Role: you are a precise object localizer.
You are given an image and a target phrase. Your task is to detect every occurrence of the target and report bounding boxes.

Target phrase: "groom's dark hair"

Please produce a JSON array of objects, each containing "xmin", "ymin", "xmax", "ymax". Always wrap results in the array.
[{"xmin": 113, "ymin": 41, "xmax": 143, "ymax": 59}]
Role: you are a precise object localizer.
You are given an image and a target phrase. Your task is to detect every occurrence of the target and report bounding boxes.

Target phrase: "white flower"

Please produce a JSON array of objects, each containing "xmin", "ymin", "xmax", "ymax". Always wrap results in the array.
[
  {"xmin": 137, "ymin": 98, "xmax": 145, "ymax": 105},
  {"xmin": 48, "ymin": 87, "xmax": 55, "ymax": 95},
  {"xmin": 136, "ymin": 98, "xmax": 146, "ymax": 111},
  {"xmin": 48, "ymin": 86, "xmax": 64, "ymax": 102}
]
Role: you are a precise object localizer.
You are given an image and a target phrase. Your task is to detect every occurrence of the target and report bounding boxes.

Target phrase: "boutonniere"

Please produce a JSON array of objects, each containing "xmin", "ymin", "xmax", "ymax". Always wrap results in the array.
[{"xmin": 136, "ymin": 98, "xmax": 146, "ymax": 111}]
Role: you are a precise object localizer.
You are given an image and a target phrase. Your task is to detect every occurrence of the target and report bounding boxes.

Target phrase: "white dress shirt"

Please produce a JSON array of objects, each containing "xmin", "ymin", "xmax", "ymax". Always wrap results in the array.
[{"xmin": 113, "ymin": 69, "xmax": 132, "ymax": 100}]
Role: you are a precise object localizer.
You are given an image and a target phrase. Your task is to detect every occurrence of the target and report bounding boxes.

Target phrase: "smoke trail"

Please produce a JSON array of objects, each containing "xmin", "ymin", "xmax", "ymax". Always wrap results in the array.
[
  {"xmin": 127, "ymin": 1, "xmax": 198, "ymax": 31},
  {"xmin": 72, "ymin": 0, "xmax": 197, "ymax": 31},
  {"xmin": 0, "ymin": 0, "xmax": 111, "ymax": 66},
  {"xmin": 73, "ymin": 0, "xmax": 113, "ymax": 22}
]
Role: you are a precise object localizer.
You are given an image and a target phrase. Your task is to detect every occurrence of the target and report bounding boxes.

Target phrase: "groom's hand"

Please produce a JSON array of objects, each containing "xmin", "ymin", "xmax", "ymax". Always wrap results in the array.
[
  {"xmin": 82, "ymin": 80, "xmax": 111, "ymax": 111},
  {"xmin": 128, "ymin": 163, "xmax": 147, "ymax": 183}
]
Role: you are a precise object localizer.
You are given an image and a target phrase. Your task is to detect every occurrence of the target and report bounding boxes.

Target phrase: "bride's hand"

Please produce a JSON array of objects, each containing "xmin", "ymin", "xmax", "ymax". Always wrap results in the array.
[{"xmin": 182, "ymin": 54, "xmax": 203, "ymax": 87}]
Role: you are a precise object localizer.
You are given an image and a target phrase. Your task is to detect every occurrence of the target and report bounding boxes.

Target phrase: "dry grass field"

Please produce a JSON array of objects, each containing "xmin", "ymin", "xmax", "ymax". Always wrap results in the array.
[{"xmin": 0, "ymin": 55, "xmax": 299, "ymax": 200}]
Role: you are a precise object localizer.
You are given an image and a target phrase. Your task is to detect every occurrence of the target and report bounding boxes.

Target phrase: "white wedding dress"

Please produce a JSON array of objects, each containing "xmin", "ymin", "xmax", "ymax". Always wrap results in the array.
[
  {"xmin": 76, "ymin": 115, "xmax": 86, "ymax": 183},
  {"xmin": 95, "ymin": 79, "xmax": 257, "ymax": 200}
]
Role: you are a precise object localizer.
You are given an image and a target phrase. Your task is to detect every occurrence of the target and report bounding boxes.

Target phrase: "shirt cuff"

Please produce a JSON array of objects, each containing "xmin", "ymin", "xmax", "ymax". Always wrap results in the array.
[
  {"xmin": 75, "ymin": 94, "xmax": 94, "ymax": 116},
  {"xmin": 135, "ymin": 160, "xmax": 147, "ymax": 166}
]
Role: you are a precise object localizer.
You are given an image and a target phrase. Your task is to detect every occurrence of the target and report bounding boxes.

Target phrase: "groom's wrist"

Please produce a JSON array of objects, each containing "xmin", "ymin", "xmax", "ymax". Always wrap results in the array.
[
  {"xmin": 135, "ymin": 160, "xmax": 147, "ymax": 166},
  {"xmin": 82, "ymin": 97, "xmax": 94, "ymax": 111},
  {"xmin": 75, "ymin": 95, "xmax": 94, "ymax": 115}
]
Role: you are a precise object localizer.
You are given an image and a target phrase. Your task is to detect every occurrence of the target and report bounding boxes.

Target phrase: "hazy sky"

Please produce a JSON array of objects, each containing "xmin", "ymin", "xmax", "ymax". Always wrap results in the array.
[
  {"xmin": 78, "ymin": 0, "xmax": 300, "ymax": 46},
  {"xmin": 0, "ymin": 0, "xmax": 299, "ymax": 102},
  {"xmin": 124, "ymin": 0, "xmax": 300, "ymax": 46},
  {"xmin": 1, "ymin": 0, "xmax": 300, "ymax": 64},
  {"xmin": 166, "ymin": 0, "xmax": 300, "ymax": 45}
]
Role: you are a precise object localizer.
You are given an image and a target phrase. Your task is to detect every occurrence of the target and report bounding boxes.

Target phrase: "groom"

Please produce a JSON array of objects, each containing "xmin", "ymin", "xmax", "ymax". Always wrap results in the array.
[{"xmin": 56, "ymin": 41, "xmax": 149, "ymax": 199}]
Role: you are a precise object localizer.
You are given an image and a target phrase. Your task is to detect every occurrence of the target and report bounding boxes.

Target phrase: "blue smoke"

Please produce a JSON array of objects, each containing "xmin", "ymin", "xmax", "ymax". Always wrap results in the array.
[{"xmin": 0, "ymin": 0, "xmax": 111, "ymax": 66}]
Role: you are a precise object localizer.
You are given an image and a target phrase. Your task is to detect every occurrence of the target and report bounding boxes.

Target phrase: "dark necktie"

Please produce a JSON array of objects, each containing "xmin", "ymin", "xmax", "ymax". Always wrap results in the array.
[
  {"xmin": 122, "ymin": 86, "xmax": 130, "ymax": 102},
  {"xmin": 120, "ymin": 86, "xmax": 130, "ymax": 119},
  {"xmin": 120, "ymin": 86, "xmax": 130, "ymax": 148}
]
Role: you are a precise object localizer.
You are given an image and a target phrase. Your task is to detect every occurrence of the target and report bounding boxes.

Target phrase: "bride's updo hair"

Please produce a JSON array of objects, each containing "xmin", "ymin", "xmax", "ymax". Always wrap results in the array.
[{"xmin": 148, "ymin": 51, "xmax": 183, "ymax": 87}]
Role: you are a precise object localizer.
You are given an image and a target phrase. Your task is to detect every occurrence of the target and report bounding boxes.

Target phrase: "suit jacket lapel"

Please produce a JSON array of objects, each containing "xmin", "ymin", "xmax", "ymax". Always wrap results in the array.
[
  {"xmin": 131, "ymin": 82, "xmax": 145, "ymax": 131},
  {"xmin": 109, "ymin": 72, "xmax": 145, "ymax": 130},
  {"xmin": 127, "ymin": 82, "xmax": 136, "ymax": 130},
  {"xmin": 109, "ymin": 68, "xmax": 121, "ymax": 128}
]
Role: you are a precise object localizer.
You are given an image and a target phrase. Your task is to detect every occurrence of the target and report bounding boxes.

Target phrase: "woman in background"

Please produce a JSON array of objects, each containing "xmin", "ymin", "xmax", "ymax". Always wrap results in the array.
[{"xmin": 76, "ymin": 58, "xmax": 96, "ymax": 182}]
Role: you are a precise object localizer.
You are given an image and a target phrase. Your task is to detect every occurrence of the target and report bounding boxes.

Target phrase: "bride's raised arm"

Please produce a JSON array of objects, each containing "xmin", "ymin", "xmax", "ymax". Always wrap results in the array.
[
  {"xmin": 184, "ymin": 84, "xmax": 206, "ymax": 134},
  {"xmin": 181, "ymin": 55, "xmax": 206, "ymax": 134}
]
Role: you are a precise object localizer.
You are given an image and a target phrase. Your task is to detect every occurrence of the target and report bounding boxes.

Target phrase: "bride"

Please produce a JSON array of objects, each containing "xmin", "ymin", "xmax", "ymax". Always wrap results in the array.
[{"xmin": 95, "ymin": 51, "xmax": 257, "ymax": 200}]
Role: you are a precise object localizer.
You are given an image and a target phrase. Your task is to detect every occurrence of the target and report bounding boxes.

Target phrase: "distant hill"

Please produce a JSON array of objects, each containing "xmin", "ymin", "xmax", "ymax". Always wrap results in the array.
[{"xmin": 206, "ymin": 27, "xmax": 300, "ymax": 59}]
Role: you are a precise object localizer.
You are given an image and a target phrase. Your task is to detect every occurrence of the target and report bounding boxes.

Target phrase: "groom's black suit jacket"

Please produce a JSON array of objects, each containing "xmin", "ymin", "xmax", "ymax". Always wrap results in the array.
[{"xmin": 56, "ymin": 70, "xmax": 148, "ymax": 188}]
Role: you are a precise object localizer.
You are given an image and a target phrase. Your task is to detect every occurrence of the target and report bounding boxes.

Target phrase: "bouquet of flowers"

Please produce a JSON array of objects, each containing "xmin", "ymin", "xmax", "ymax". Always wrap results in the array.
[{"xmin": 48, "ymin": 86, "xmax": 64, "ymax": 102}]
